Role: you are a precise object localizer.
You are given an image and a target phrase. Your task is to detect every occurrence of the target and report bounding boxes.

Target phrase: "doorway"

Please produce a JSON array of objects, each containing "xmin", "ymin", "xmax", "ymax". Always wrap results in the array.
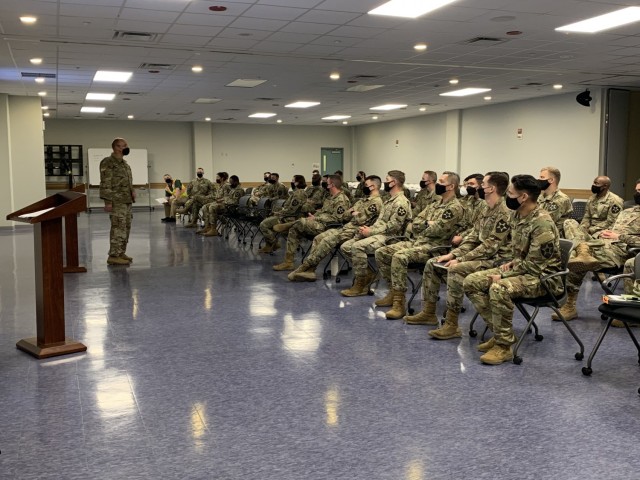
[{"xmin": 321, "ymin": 148, "xmax": 343, "ymax": 175}]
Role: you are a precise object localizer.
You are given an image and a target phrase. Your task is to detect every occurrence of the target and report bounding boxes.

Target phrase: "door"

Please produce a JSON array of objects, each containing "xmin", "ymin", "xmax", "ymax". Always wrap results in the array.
[{"xmin": 321, "ymin": 148, "xmax": 343, "ymax": 175}]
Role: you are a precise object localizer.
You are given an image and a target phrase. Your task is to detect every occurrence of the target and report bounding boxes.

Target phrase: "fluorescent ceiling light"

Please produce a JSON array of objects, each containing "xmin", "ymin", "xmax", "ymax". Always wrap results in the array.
[
  {"xmin": 330, "ymin": 72, "xmax": 340, "ymax": 80},
  {"xmin": 192, "ymin": 65, "xmax": 203, "ymax": 73},
  {"xmin": 370, "ymin": 104, "xmax": 407, "ymax": 111},
  {"xmin": 194, "ymin": 98, "xmax": 221, "ymax": 104},
  {"xmin": 368, "ymin": 0, "xmax": 457, "ymax": 18},
  {"xmin": 86, "ymin": 93, "xmax": 115, "ymax": 101},
  {"xmin": 43, "ymin": 112, "xmax": 50, "ymax": 117},
  {"xmin": 34, "ymin": 77, "xmax": 45, "ymax": 84},
  {"xmin": 127, "ymin": 115, "xmax": 134, "ymax": 119},
  {"xmin": 440, "ymin": 87, "xmax": 491, "ymax": 97},
  {"xmin": 226, "ymin": 79, "xmax": 267, "ymax": 88},
  {"xmin": 37, "ymin": 91, "xmax": 47, "ymax": 96},
  {"xmin": 346, "ymin": 85, "xmax": 384, "ymax": 92},
  {"xmin": 322, "ymin": 115, "xmax": 351, "ymax": 120},
  {"xmin": 93, "ymin": 71, "xmax": 132, "ymax": 83},
  {"xmin": 81, "ymin": 106, "xmax": 105, "ymax": 113},
  {"xmin": 20, "ymin": 16, "xmax": 37, "ymax": 24},
  {"xmin": 414, "ymin": 43, "xmax": 427, "ymax": 51},
  {"xmin": 285, "ymin": 101, "xmax": 320, "ymax": 108},
  {"xmin": 555, "ymin": 7, "xmax": 640, "ymax": 33},
  {"xmin": 30, "ymin": 58, "xmax": 43, "ymax": 65},
  {"xmin": 249, "ymin": 112, "xmax": 276, "ymax": 118}
]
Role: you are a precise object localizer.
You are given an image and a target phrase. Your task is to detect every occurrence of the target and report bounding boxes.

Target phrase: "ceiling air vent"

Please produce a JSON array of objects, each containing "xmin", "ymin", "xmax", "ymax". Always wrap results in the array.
[
  {"xmin": 218, "ymin": 117, "xmax": 236, "ymax": 121},
  {"xmin": 350, "ymin": 75, "xmax": 380, "ymax": 79},
  {"xmin": 459, "ymin": 36, "xmax": 506, "ymax": 46},
  {"xmin": 138, "ymin": 63, "xmax": 176, "ymax": 71},
  {"xmin": 114, "ymin": 31, "xmax": 158, "ymax": 42},
  {"xmin": 21, "ymin": 72, "xmax": 56, "ymax": 78}
]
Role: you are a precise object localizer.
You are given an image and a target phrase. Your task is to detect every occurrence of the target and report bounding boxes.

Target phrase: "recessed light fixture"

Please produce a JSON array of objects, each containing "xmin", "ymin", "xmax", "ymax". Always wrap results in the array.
[
  {"xmin": 285, "ymin": 101, "xmax": 320, "ymax": 109},
  {"xmin": 449, "ymin": 78, "xmax": 459, "ymax": 85},
  {"xmin": 342, "ymin": 121, "xmax": 349, "ymax": 125},
  {"xmin": 81, "ymin": 106, "xmax": 105, "ymax": 113},
  {"xmin": 43, "ymin": 112, "xmax": 50, "ymax": 117},
  {"xmin": 37, "ymin": 91, "xmax": 47, "ymax": 96},
  {"xmin": 226, "ymin": 79, "xmax": 267, "ymax": 88},
  {"xmin": 414, "ymin": 43, "xmax": 428, "ymax": 51},
  {"xmin": 192, "ymin": 65, "xmax": 203, "ymax": 73},
  {"xmin": 369, "ymin": 0, "xmax": 457, "ymax": 18},
  {"xmin": 93, "ymin": 70, "xmax": 133, "ymax": 83},
  {"xmin": 205, "ymin": 117, "xmax": 211, "ymax": 121},
  {"xmin": 553, "ymin": 84, "xmax": 563, "ymax": 90},
  {"xmin": 34, "ymin": 77, "xmax": 45, "ymax": 84},
  {"xmin": 556, "ymin": 6, "xmax": 640, "ymax": 33},
  {"xmin": 419, "ymin": 106, "xmax": 427, "ymax": 112},
  {"xmin": 372, "ymin": 116, "xmax": 379, "ymax": 120},
  {"xmin": 41, "ymin": 105, "xmax": 49, "ymax": 110},
  {"xmin": 330, "ymin": 72, "xmax": 340, "ymax": 80},
  {"xmin": 128, "ymin": 115, "xmax": 134, "ymax": 119},
  {"xmin": 322, "ymin": 115, "xmax": 351, "ymax": 121},
  {"xmin": 277, "ymin": 119, "xmax": 283, "ymax": 123},
  {"xmin": 20, "ymin": 16, "xmax": 37, "ymax": 24},
  {"xmin": 484, "ymin": 96, "xmax": 492, "ymax": 100},
  {"xmin": 249, "ymin": 112, "xmax": 277, "ymax": 118},
  {"xmin": 440, "ymin": 87, "xmax": 492, "ymax": 97},
  {"xmin": 86, "ymin": 93, "xmax": 116, "ymax": 101},
  {"xmin": 30, "ymin": 58, "xmax": 43, "ymax": 65},
  {"xmin": 370, "ymin": 104, "xmax": 407, "ymax": 111}
]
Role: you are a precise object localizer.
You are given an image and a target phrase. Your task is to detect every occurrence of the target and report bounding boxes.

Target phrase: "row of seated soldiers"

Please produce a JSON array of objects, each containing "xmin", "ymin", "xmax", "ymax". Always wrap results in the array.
[{"xmin": 253, "ymin": 168, "xmax": 640, "ymax": 366}]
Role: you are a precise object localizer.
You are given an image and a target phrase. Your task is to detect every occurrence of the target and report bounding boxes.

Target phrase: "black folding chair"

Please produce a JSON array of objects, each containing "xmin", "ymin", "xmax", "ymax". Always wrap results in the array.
[{"xmin": 570, "ymin": 199, "xmax": 587, "ymax": 222}]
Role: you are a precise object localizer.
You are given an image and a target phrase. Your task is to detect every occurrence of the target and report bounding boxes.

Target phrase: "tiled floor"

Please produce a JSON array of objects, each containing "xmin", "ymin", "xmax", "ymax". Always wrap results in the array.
[{"xmin": 1, "ymin": 210, "xmax": 639, "ymax": 479}]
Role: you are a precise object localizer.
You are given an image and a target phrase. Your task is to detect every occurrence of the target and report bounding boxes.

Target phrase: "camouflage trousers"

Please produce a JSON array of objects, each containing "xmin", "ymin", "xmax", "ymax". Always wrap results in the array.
[
  {"xmin": 464, "ymin": 268, "xmax": 549, "ymax": 346},
  {"xmin": 624, "ymin": 257, "xmax": 636, "ymax": 294},
  {"xmin": 303, "ymin": 225, "xmax": 358, "ymax": 269},
  {"xmin": 567, "ymin": 239, "xmax": 627, "ymax": 293},
  {"xmin": 285, "ymin": 218, "xmax": 327, "ymax": 256},
  {"xmin": 375, "ymin": 241, "xmax": 437, "ymax": 292},
  {"xmin": 202, "ymin": 202, "xmax": 225, "ymax": 227},
  {"xmin": 169, "ymin": 197, "xmax": 187, "ymax": 217},
  {"xmin": 341, "ymin": 234, "xmax": 387, "ymax": 277},
  {"xmin": 109, "ymin": 202, "xmax": 132, "ymax": 257},
  {"xmin": 563, "ymin": 219, "xmax": 592, "ymax": 243},
  {"xmin": 259, "ymin": 215, "xmax": 299, "ymax": 244},
  {"xmin": 190, "ymin": 195, "xmax": 214, "ymax": 220},
  {"xmin": 423, "ymin": 259, "xmax": 495, "ymax": 313}
]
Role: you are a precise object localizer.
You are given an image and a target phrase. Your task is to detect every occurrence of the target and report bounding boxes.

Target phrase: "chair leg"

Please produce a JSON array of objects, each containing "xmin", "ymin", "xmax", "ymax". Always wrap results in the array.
[
  {"xmin": 549, "ymin": 306, "xmax": 585, "ymax": 361},
  {"xmin": 583, "ymin": 319, "xmax": 614, "ymax": 375}
]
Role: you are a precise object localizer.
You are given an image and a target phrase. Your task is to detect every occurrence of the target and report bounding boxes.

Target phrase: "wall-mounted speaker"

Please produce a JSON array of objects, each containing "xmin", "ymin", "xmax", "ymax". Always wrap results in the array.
[{"xmin": 576, "ymin": 89, "xmax": 592, "ymax": 107}]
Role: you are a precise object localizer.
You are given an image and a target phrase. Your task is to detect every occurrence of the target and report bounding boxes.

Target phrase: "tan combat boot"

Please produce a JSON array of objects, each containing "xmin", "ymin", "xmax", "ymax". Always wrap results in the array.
[
  {"xmin": 611, "ymin": 319, "xmax": 638, "ymax": 328},
  {"xmin": 120, "ymin": 253, "xmax": 133, "ymax": 262},
  {"xmin": 568, "ymin": 243, "xmax": 599, "ymax": 273},
  {"xmin": 477, "ymin": 336, "xmax": 496, "ymax": 352},
  {"xmin": 185, "ymin": 221, "xmax": 198, "ymax": 228},
  {"xmin": 107, "ymin": 255, "xmax": 130, "ymax": 265},
  {"xmin": 404, "ymin": 301, "xmax": 438, "ymax": 325},
  {"xmin": 196, "ymin": 225, "xmax": 211, "ymax": 235},
  {"xmin": 362, "ymin": 267, "xmax": 378, "ymax": 287},
  {"xmin": 258, "ymin": 243, "xmax": 274, "ymax": 254},
  {"xmin": 374, "ymin": 290, "xmax": 394, "ymax": 307},
  {"xmin": 273, "ymin": 253, "xmax": 295, "ymax": 271},
  {"xmin": 340, "ymin": 276, "xmax": 369, "ymax": 297},
  {"xmin": 203, "ymin": 226, "xmax": 220, "ymax": 237},
  {"xmin": 273, "ymin": 222, "xmax": 295, "ymax": 233},
  {"xmin": 385, "ymin": 290, "xmax": 407, "ymax": 320},
  {"xmin": 429, "ymin": 310, "xmax": 462, "ymax": 339},
  {"xmin": 480, "ymin": 344, "xmax": 513, "ymax": 365},
  {"xmin": 551, "ymin": 291, "xmax": 578, "ymax": 321},
  {"xmin": 290, "ymin": 264, "xmax": 317, "ymax": 282}
]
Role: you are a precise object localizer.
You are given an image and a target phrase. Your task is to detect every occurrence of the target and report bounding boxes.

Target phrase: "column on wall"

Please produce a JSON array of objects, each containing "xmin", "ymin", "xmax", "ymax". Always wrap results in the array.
[{"xmin": 192, "ymin": 122, "xmax": 214, "ymax": 178}]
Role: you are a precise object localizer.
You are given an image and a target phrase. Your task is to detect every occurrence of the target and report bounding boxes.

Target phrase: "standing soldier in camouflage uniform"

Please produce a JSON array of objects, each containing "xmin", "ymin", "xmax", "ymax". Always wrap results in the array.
[
  {"xmin": 407, "ymin": 172, "xmax": 511, "ymax": 338},
  {"xmin": 100, "ymin": 137, "xmax": 135, "ymax": 265},
  {"xmin": 183, "ymin": 167, "xmax": 214, "ymax": 228},
  {"xmin": 258, "ymin": 175, "xmax": 308, "ymax": 253},
  {"xmin": 554, "ymin": 179, "xmax": 640, "ymax": 321},
  {"xmin": 272, "ymin": 175, "xmax": 351, "ymax": 271},
  {"xmin": 412, "ymin": 170, "xmax": 438, "ymax": 217},
  {"xmin": 289, "ymin": 175, "xmax": 383, "ymax": 282},
  {"xmin": 538, "ymin": 166, "xmax": 573, "ymax": 237},
  {"xmin": 198, "ymin": 172, "xmax": 230, "ymax": 235},
  {"xmin": 463, "ymin": 174, "xmax": 562, "ymax": 365},
  {"xmin": 340, "ymin": 170, "xmax": 411, "ymax": 297},
  {"xmin": 200, "ymin": 175, "xmax": 245, "ymax": 237},
  {"xmin": 303, "ymin": 174, "xmax": 325, "ymax": 214},
  {"xmin": 374, "ymin": 172, "xmax": 465, "ymax": 319}
]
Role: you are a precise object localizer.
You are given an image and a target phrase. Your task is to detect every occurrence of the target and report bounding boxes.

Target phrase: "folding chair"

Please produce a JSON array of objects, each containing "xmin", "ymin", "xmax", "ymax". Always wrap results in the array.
[
  {"xmin": 583, "ymin": 253, "xmax": 640, "ymax": 380},
  {"xmin": 570, "ymin": 199, "xmax": 587, "ymax": 223}
]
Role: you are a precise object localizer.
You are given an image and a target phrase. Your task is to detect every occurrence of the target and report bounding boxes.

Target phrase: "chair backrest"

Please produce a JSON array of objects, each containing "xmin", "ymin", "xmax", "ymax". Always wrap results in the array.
[
  {"xmin": 570, "ymin": 200, "xmax": 587, "ymax": 222},
  {"xmin": 237, "ymin": 195, "xmax": 251, "ymax": 208},
  {"xmin": 623, "ymin": 199, "xmax": 636, "ymax": 210},
  {"xmin": 245, "ymin": 186, "xmax": 253, "ymax": 195},
  {"xmin": 559, "ymin": 239, "xmax": 574, "ymax": 268},
  {"xmin": 256, "ymin": 197, "xmax": 272, "ymax": 211},
  {"xmin": 271, "ymin": 198, "xmax": 286, "ymax": 212}
]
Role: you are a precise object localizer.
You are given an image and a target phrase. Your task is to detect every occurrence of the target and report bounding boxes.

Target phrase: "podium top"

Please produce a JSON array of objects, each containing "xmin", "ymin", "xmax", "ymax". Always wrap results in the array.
[{"xmin": 6, "ymin": 191, "xmax": 86, "ymax": 224}]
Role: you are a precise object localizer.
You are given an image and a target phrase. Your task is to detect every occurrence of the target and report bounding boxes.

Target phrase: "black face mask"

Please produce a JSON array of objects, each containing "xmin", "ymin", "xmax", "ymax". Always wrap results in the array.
[
  {"xmin": 506, "ymin": 195, "xmax": 521, "ymax": 211},
  {"xmin": 591, "ymin": 185, "xmax": 603, "ymax": 195},
  {"xmin": 122, "ymin": 147, "xmax": 130, "ymax": 156},
  {"xmin": 165, "ymin": 178, "xmax": 172, "ymax": 185},
  {"xmin": 197, "ymin": 173, "xmax": 203, "ymax": 178},
  {"xmin": 419, "ymin": 180, "xmax": 428, "ymax": 189},
  {"xmin": 290, "ymin": 182, "xmax": 296, "ymax": 190},
  {"xmin": 383, "ymin": 181, "xmax": 393, "ymax": 192},
  {"xmin": 264, "ymin": 177, "xmax": 269, "ymax": 183},
  {"xmin": 312, "ymin": 180, "xmax": 320, "ymax": 187},
  {"xmin": 466, "ymin": 186, "xmax": 477, "ymax": 196},
  {"xmin": 268, "ymin": 178, "xmax": 276, "ymax": 184},
  {"xmin": 216, "ymin": 179, "xmax": 221, "ymax": 184},
  {"xmin": 634, "ymin": 192, "xmax": 640, "ymax": 205},
  {"xmin": 230, "ymin": 183, "xmax": 238, "ymax": 189},
  {"xmin": 477, "ymin": 187, "xmax": 486, "ymax": 200},
  {"xmin": 356, "ymin": 175, "xmax": 362, "ymax": 182},
  {"xmin": 538, "ymin": 179, "xmax": 550, "ymax": 191},
  {"xmin": 435, "ymin": 183, "xmax": 447, "ymax": 196},
  {"xmin": 321, "ymin": 181, "xmax": 328, "ymax": 189},
  {"xmin": 363, "ymin": 185, "xmax": 371, "ymax": 196}
]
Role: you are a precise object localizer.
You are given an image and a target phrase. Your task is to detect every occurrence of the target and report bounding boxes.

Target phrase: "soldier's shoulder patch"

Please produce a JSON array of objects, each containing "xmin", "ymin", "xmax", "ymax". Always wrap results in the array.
[
  {"xmin": 397, "ymin": 206, "xmax": 407, "ymax": 216},
  {"xmin": 337, "ymin": 206, "xmax": 345, "ymax": 214},
  {"xmin": 611, "ymin": 205, "xmax": 621, "ymax": 213},
  {"xmin": 495, "ymin": 219, "xmax": 510, "ymax": 234},
  {"xmin": 547, "ymin": 203, "xmax": 558, "ymax": 211},
  {"xmin": 292, "ymin": 199, "xmax": 299, "ymax": 206},
  {"xmin": 442, "ymin": 209, "xmax": 453, "ymax": 220},
  {"xmin": 368, "ymin": 204, "xmax": 378, "ymax": 213},
  {"xmin": 540, "ymin": 241, "xmax": 555, "ymax": 259}
]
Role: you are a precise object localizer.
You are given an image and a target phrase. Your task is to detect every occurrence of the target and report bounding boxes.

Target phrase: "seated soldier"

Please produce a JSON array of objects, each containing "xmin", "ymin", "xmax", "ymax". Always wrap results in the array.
[
  {"xmin": 258, "ymin": 175, "xmax": 308, "ymax": 253},
  {"xmin": 268, "ymin": 172, "xmax": 290, "ymax": 200},
  {"xmin": 340, "ymin": 170, "xmax": 412, "ymax": 297},
  {"xmin": 183, "ymin": 167, "xmax": 214, "ymax": 228},
  {"xmin": 303, "ymin": 173, "xmax": 324, "ymax": 214},
  {"xmin": 463, "ymin": 174, "xmax": 562, "ymax": 365},
  {"xmin": 248, "ymin": 171, "xmax": 271, "ymax": 206},
  {"xmin": 453, "ymin": 173, "xmax": 486, "ymax": 246},
  {"xmin": 554, "ymin": 178, "xmax": 640, "ymax": 321},
  {"xmin": 408, "ymin": 172, "xmax": 511, "ymax": 339},
  {"xmin": 161, "ymin": 173, "xmax": 174, "ymax": 222},
  {"xmin": 372, "ymin": 171, "xmax": 465, "ymax": 320},
  {"xmin": 199, "ymin": 175, "xmax": 244, "ymax": 237},
  {"xmin": 167, "ymin": 179, "xmax": 187, "ymax": 222},
  {"xmin": 412, "ymin": 170, "xmax": 438, "ymax": 217},
  {"xmin": 272, "ymin": 175, "xmax": 351, "ymax": 271},
  {"xmin": 353, "ymin": 171, "xmax": 367, "ymax": 199},
  {"xmin": 198, "ymin": 172, "xmax": 229, "ymax": 235},
  {"xmin": 288, "ymin": 175, "xmax": 383, "ymax": 282},
  {"xmin": 334, "ymin": 170, "xmax": 354, "ymax": 204},
  {"xmin": 538, "ymin": 166, "xmax": 572, "ymax": 237}
]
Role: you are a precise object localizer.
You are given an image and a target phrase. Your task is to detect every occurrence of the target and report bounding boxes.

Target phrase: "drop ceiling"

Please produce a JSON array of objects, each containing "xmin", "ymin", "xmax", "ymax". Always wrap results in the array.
[{"xmin": 1, "ymin": 0, "xmax": 640, "ymax": 125}]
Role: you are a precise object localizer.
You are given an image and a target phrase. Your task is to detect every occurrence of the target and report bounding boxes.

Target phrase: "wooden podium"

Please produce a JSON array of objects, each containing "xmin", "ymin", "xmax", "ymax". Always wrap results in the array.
[{"xmin": 7, "ymin": 191, "xmax": 88, "ymax": 359}]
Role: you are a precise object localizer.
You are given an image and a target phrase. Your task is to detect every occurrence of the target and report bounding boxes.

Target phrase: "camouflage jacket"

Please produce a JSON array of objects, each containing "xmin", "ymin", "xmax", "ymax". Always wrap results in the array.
[
  {"xmin": 413, "ymin": 197, "xmax": 465, "ymax": 246},
  {"xmin": 348, "ymin": 195, "xmax": 383, "ymax": 227},
  {"xmin": 187, "ymin": 176, "xmax": 214, "ymax": 198},
  {"xmin": 580, "ymin": 191, "xmax": 624, "ymax": 235},
  {"xmin": 224, "ymin": 185, "xmax": 245, "ymax": 206},
  {"xmin": 368, "ymin": 191, "xmax": 412, "ymax": 237},
  {"xmin": 277, "ymin": 189, "xmax": 308, "ymax": 219},
  {"xmin": 314, "ymin": 191, "xmax": 352, "ymax": 225},
  {"xmin": 538, "ymin": 189, "xmax": 573, "ymax": 235},
  {"xmin": 412, "ymin": 188, "xmax": 438, "ymax": 217},
  {"xmin": 457, "ymin": 195, "xmax": 485, "ymax": 237},
  {"xmin": 99, "ymin": 154, "xmax": 133, "ymax": 204},
  {"xmin": 607, "ymin": 205, "xmax": 640, "ymax": 259},
  {"xmin": 304, "ymin": 185, "xmax": 325, "ymax": 213}
]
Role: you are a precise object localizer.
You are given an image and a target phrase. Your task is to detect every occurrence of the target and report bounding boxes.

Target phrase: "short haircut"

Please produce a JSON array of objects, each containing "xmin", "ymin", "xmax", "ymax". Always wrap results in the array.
[
  {"xmin": 270, "ymin": 172, "xmax": 280, "ymax": 180},
  {"xmin": 358, "ymin": 170, "xmax": 367, "ymax": 178},
  {"xmin": 464, "ymin": 173, "xmax": 484, "ymax": 184},
  {"xmin": 636, "ymin": 178, "xmax": 640, "ymax": 186},
  {"xmin": 597, "ymin": 176, "xmax": 611, "ymax": 187},
  {"xmin": 424, "ymin": 170, "xmax": 437, "ymax": 182},
  {"xmin": 111, "ymin": 137, "xmax": 126, "ymax": 149},
  {"xmin": 387, "ymin": 170, "xmax": 405, "ymax": 186},
  {"xmin": 293, "ymin": 174, "xmax": 306, "ymax": 185},
  {"xmin": 334, "ymin": 170, "xmax": 343, "ymax": 177},
  {"xmin": 541, "ymin": 166, "xmax": 561, "ymax": 184},
  {"xmin": 365, "ymin": 175, "xmax": 381, "ymax": 189},
  {"xmin": 311, "ymin": 173, "xmax": 321, "ymax": 185},
  {"xmin": 264, "ymin": 171, "xmax": 271, "ymax": 176},
  {"xmin": 511, "ymin": 174, "xmax": 541, "ymax": 202},
  {"xmin": 486, "ymin": 172, "xmax": 509, "ymax": 196},
  {"xmin": 217, "ymin": 171, "xmax": 229, "ymax": 181},
  {"xmin": 230, "ymin": 175, "xmax": 239, "ymax": 183},
  {"xmin": 443, "ymin": 171, "xmax": 460, "ymax": 189},
  {"xmin": 328, "ymin": 174, "xmax": 343, "ymax": 189},
  {"xmin": 197, "ymin": 167, "xmax": 204, "ymax": 172}
]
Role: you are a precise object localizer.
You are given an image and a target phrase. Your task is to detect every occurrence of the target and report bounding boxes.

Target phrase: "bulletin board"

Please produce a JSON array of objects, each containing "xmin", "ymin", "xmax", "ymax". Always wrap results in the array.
[{"xmin": 87, "ymin": 148, "xmax": 149, "ymax": 186}]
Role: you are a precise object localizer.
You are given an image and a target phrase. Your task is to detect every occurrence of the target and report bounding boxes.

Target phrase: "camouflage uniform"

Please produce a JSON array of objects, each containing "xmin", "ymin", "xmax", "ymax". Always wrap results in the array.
[
  {"xmin": 538, "ymin": 189, "xmax": 573, "ymax": 237},
  {"xmin": 456, "ymin": 195, "xmax": 486, "ymax": 239},
  {"xmin": 341, "ymin": 192, "xmax": 411, "ymax": 277},
  {"xmin": 354, "ymin": 181, "xmax": 365, "ymax": 200},
  {"xmin": 301, "ymin": 195, "xmax": 382, "ymax": 269},
  {"xmin": 185, "ymin": 176, "xmax": 214, "ymax": 220},
  {"xmin": 464, "ymin": 207, "xmax": 562, "ymax": 346},
  {"xmin": 284, "ymin": 191, "xmax": 351, "ymax": 257},
  {"xmin": 202, "ymin": 181, "xmax": 230, "ymax": 226},
  {"xmin": 99, "ymin": 154, "xmax": 134, "ymax": 257},
  {"xmin": 567, "ymin": 206, "xmax": 640, "ymax": 293},
  {"xmin": 564, "ymin": 190, "xmax": 624, "ymax": 240},
  {"xmin": 412, "ymin": 188, "xmax": 438, "ymax": 217},
  {"xmin": 375, "ymin": 197, "xmax": 465, "ymax": 292},
  {"xmin": 304, "ymin": 185, "xmax": 325, "ymax": 214},
  {"xmin": 259, "ymin": 188, "xmax": 308, "ymax": 245},
  {"xmin": 203, "ymin": 183, "xmax": 245, "ymax": 228},
  {"xmin": 249, "ymin": 182, "xmax": 271, "ymax": 206},
  {"xmin": 274, "ymin": 182, "xmax": 290, "ymax": 200},
  {"xmin": 423, "ymin": 197, "xmax": 512, "ymax": 313}
]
